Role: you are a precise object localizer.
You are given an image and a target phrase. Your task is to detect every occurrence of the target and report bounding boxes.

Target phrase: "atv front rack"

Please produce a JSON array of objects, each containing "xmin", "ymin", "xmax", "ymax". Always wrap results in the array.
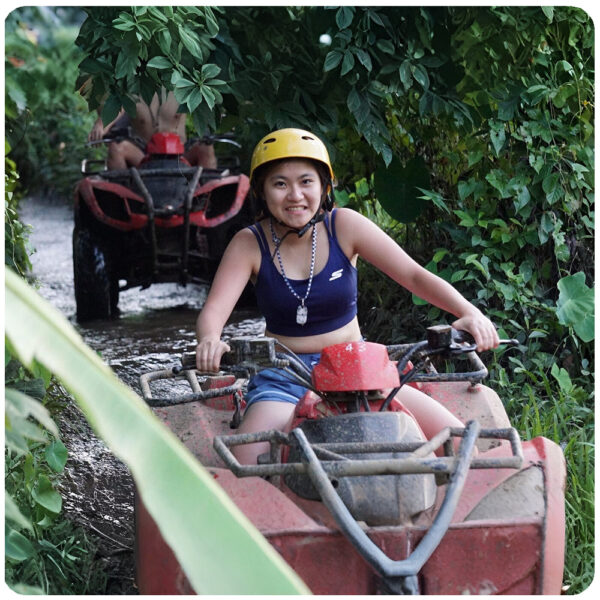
[
  {"xmin": 139, "ymin": 367, "xmax": 245, "ymax": 407},
  {"xmin": 214, "ymin": 424, "xmax": 523, "ymax": 478},
  {"xmin": 214, "ymin": 422, "xmax": 523, "ymax": 595}
]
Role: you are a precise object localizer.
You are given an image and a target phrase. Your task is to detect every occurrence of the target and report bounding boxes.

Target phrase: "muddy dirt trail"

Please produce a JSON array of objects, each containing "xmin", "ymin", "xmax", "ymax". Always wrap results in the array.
[{"xmin": 19, "ymin": 197, "xmax": 264, "ymax": 593}]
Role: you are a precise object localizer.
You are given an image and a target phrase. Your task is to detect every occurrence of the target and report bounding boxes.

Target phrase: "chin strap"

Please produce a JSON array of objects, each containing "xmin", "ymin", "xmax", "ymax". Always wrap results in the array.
[
  {"xmin": 297, "ymin": 210, "xmax": 326, "ymax": 237},
  {"xmin": 270, "ymin": 208, "xmax": 325, "ymax": 239},
  {"xmin": 268, "ymin": 209, "xmax": 326, "ymax": 264}
]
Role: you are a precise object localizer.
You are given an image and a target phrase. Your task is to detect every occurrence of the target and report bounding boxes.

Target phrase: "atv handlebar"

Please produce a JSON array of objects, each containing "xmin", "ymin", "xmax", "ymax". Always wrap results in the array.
[
  {"xmin": 186, "ymin": 133, "xmax": 242, "ymax": 149},
  {"xmin": 179, "ymin": 325, "xmax": 519, "ymax": 384},
  {"xmin": 141, "ymin": 325, "xmax": 519, "ymax": 407},
  {"xmin": 87, "ymin": 130, "xmax": 241, "ymax": 148}
]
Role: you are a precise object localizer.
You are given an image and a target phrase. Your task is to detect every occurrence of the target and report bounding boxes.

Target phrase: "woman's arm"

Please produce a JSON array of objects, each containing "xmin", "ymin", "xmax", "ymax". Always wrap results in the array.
[
  {"xmin": 195, "ymin": 229, "xmax": 258, "ymax": 371},
  {"xmin": 335, "ymin": 208, "xmax": 499, "ymax": 350}
]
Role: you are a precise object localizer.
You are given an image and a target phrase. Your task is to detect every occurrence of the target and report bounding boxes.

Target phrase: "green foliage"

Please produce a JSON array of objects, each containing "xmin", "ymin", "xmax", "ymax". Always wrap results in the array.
[
  {"xmin": 4, "ymin": 348, "xmax": 106, "ymax": 594},
  {"xmin": 75, "ymin": 6, "xmax": 225, "ymax": 133},
  {"xmin": 374, "ymin": 157, "xmax": 430, "ymax": 223},
  {"xmin": 5, "ymin": 40, "xmax": 107, "ymax": 583},
  {"xmin": 556, "ymin": 273, "xmax": 594, "ymax": 343},
  {"xmin": 351, "ymin": 7, "xmax": 593, "ymax": 356},
  {"xmin": 5, "ymin": 7, "xmax": 95, "ymax": 196},
  {"xmin": 74, "ymin": 7, "xmax": 467, "ymax": 172},
  {"xmin": 6, "ymin": 516, "xmax": 107, "ymax": 595},
  {"xmin": 5, "ymin": 269, "xmax": 310, "ymax": 594},
  {"xmin": 5, "ymin": 140, "xmax": 32, "ymax": 276}
]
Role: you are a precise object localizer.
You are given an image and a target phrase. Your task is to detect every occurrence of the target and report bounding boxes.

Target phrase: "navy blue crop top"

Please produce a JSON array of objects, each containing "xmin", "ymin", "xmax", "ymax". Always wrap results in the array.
[{"xmin": 249, "ymin": 209, "xmax": 358, "ymax": 336}]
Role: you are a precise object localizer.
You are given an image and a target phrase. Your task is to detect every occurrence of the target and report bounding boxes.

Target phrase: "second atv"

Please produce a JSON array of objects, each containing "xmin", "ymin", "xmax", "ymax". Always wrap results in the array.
[{"xmin": 73, "ymin": 131, "xmax": 253, "ymax": 321}]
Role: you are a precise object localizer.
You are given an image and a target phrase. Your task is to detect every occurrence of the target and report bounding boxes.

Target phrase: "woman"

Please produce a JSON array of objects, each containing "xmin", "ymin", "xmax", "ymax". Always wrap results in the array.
[{"xmin": 196, "ymin": 128, "xmax": 499, "ymax": 464}]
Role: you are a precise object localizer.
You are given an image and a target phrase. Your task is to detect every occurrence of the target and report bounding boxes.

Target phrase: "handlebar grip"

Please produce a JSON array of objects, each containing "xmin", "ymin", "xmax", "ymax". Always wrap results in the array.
[
  {"xmin": 181, "ymin": 352, "xmax": 196, "ymax": 369},
  {"xmin": 446, "ymin": 327, "xmax": 520, "ymax": 348},
  {"xmin": 180, "ymin": 350, "xmax": 237, "ymax": 371}
]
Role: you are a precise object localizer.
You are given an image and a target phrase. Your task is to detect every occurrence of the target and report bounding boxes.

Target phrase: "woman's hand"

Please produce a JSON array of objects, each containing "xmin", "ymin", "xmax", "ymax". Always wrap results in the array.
[
  {"xmin": 195, "ymin": 338, "xmax": 231, "ymax": 372},
  {"xmin": 452, "ymin": 312, "xmax": 499, "ymax": 351}
]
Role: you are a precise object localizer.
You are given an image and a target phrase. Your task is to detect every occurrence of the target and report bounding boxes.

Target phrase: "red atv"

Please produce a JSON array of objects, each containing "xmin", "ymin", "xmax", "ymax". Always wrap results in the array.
[
  {"xmin": 137, "ymin": 325, "xmax": 566, "ymax": 594},
  {"xmin": 73, "ymin": 130, "xmax": 252, "ymax": 321}
]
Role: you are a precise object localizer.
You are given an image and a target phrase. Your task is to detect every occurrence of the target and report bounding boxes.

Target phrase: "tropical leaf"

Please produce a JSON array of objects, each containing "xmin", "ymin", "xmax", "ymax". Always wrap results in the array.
[
  {"xmin": 45, "ymin": 440, "xmax": 68, "ymax": 473},
  {"xmin": 374, "ymin": 157, "xmax": 430, "ymax": 223},
  {"xmin": 5, "ymin": 387, "xmax": 59, "ymax": 439},
  {"xmin": 556, "ymin": 272, "xmax": 594, "ymax": 342},
  {"xmin": 146, "ymin": 56, "xmax": 172, "ymax": 69},
  {"xmin": 31, "ymin": 475, "xmax": 62, "ymax": 514},
  {"xmin": 4, "ymin": 269, "xmax": 309, "ymax": 595},
  {"xmin": 5, "ymin": 528, "xmax": 35, "ymax": 562},
  {"xmin": 324, "ymin": 50, "xmax": 343, "ymax": 72},
  {"xmin": 5, "ymin": 494, "xmax": 33, "ymax": 532}
]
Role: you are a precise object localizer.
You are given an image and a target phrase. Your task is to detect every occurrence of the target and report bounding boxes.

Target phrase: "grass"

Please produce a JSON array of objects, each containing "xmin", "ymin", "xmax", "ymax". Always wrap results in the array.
[
  {"xmin": 493, "ymin": 357, "xmax": 595, "ymax": 594},
  {"xmin": 5, "ymin": 380, "xmax": 109, "ymax": 594},
  {"xmin": 5, "ymin": 517, "xmax": 108, "ymax": 595}
]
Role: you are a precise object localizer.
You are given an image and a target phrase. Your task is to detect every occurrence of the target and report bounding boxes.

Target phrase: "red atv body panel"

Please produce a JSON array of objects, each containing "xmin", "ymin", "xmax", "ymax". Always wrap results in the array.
[
  {"xmin": 313, "ymin": 340, "xmax": 401, "ymax": 391},
  {"xmin": 75, "ymin": 173, "xmax": 249, "ymax": 232}
]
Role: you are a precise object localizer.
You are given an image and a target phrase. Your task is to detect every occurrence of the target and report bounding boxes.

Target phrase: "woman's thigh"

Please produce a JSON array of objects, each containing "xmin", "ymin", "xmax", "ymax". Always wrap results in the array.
[
  {"xmin": 238, "ymin": 400, "xmax": 297, "ymax": 434},
  {"xmin": 232, "ymin": 401, "xmax": 296, "ymax": 465},
  {"xmin": 396, "ymin": 385, "xmax": 465, "ymax": 451}
]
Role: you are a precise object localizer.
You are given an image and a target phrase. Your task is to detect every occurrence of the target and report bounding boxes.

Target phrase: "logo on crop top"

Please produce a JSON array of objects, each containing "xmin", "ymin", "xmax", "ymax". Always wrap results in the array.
[{"xmin": 329, "ymin": 269, "xmax": 343, "ymax": 281}]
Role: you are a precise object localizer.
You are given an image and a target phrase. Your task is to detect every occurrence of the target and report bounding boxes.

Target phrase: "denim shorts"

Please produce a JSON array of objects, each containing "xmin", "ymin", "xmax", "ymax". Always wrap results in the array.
[{"xmin": 244, "ymin": 352, "xmax": 321, "ymax": 411}]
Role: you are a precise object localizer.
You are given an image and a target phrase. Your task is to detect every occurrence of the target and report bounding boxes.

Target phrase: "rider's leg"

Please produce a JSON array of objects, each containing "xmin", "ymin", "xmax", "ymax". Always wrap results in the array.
[
  {"xmin": 106, "ymin": 140, "xmax": 145, "ymax": 170},
  {"xmin": 396, "ymin": 385, "xmax": 474, "ymax": 456},
  {"xmin": 232, "ymin": 401, "xmax": 296, "ymax": 465},
  {"xmin": 184, "ymin": 142, "xmax": 217, "ymax": 169},
  {"xmin": 231, "ymin": 353, "xmax": 320, "ymax": 465}
]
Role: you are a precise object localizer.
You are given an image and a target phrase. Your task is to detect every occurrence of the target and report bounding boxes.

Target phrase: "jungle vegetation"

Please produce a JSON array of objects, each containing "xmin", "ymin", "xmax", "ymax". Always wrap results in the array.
[{"xmin": 5, "ymin": 6, "xmax": 594, "ymax": 594}]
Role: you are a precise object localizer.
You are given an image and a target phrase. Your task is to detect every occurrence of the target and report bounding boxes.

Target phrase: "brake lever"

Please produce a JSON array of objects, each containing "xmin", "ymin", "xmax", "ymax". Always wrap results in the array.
[
  {"xmin": 499, "ymin": 338, "xmax": 520, "ymax": 347},
  {"xmin": 451, "ymin": 332, "xmax": 520, "ymax": 353},
  {"xmin": 430, "ymin": 326, "xmax": 518, "ymax": 354}
]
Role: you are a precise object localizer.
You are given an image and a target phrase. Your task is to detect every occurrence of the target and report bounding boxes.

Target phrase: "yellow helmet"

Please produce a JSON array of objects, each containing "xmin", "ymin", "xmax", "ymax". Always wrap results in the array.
[{"xmin": 250, "ymin": 128, "xmax": 334, "ymax": 181}]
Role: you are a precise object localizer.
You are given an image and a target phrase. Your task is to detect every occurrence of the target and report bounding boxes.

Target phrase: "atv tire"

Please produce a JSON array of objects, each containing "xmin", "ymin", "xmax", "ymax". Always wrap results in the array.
[{"xmin": 73, "ymin": 227, "xmax": 118, "ymax": 321}]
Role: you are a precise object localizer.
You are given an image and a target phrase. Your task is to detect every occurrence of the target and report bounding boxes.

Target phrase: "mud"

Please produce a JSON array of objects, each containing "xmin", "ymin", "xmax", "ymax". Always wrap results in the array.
[{"xmin": 19, "ymin": 197, "xmax": 264, "ymax": 593}]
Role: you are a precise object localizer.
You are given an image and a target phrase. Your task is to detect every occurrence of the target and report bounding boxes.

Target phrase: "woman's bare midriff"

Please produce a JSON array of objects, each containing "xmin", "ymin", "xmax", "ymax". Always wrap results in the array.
[{"xmin": 266, "ymin": 316, "xmax": 362, "ymax": 354}]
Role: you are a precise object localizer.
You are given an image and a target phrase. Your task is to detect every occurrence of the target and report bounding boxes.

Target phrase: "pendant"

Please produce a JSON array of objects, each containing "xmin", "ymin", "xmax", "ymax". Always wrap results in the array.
[{"xmin": 296, "ymin": 304, "xmax": 308, "ymax": 325}]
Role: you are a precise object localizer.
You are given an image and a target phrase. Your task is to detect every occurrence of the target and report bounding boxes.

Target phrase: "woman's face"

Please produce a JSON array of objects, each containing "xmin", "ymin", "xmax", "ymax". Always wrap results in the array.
[{"xmin": 262, "ymin": 159, "xmax": 323, "ymax": 229}]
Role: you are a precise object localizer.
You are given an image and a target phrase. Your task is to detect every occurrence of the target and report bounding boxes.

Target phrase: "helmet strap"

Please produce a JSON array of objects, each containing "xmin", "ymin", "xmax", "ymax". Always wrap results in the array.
[
  {"xmin": 297, "ymin": 210, "xmax": 325, "ymax": 237},
  {"xmin": 268, "ymin": 209, "xmax": 324, "ymax": 265},
  {"xmin": 270, "ymin": 207, "xmax": 325, "ymax": 239}
]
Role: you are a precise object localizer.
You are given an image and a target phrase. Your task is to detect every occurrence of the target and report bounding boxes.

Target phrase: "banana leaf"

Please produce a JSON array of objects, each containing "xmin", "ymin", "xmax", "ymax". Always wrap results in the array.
[{"xmin": 5, "ymin": 268, "xmax": 310, "ymax": 594}]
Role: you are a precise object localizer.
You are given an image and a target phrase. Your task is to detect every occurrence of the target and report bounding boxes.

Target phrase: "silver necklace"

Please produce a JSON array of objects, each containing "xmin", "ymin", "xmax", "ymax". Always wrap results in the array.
[{"xmin": 269, "ymin": 218, "xmax": 317, "ymax": 325}]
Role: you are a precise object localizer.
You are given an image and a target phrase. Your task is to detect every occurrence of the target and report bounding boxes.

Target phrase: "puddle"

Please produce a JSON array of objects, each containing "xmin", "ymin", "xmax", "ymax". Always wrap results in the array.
[{"xmin": 19, "ymin": 197, "xmax": 264, "ymax": 593}]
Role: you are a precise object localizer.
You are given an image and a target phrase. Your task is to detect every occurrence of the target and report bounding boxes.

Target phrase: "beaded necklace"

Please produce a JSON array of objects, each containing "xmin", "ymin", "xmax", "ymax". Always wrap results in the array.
[{"xmin": 269, "ymin": 218, "xmax": 317, "ymax": 325}]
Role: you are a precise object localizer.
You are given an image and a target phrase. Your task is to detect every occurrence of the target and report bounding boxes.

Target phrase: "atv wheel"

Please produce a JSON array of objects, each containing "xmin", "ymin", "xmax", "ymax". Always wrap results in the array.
[{"xmin": 73, "ymin": 227, "xmax": 118, "ymax": 321}]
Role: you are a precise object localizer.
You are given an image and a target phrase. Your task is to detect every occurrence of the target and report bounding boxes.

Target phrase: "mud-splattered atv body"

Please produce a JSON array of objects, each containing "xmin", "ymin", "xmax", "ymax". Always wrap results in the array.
[
  {"xmin": 73, "ymin": 132, "xmax": 252, "ymax": 321},
  {"xmin": 136, "ymin": 326, "xmax": 566, "ymax": 594}
]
